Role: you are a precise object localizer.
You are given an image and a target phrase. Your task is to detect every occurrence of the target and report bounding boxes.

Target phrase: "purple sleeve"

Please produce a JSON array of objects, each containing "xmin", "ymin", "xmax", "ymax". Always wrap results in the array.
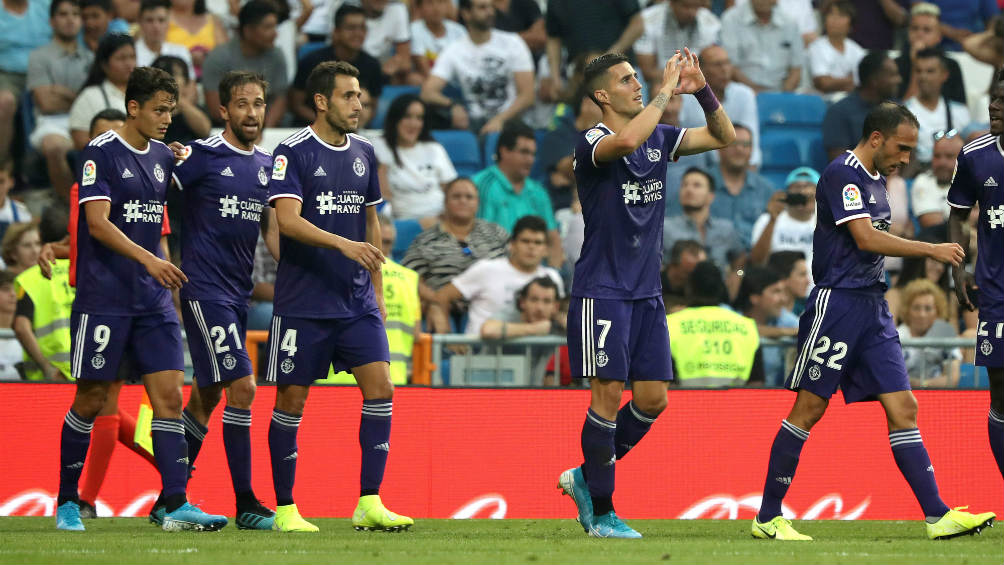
[
  {"xmin": 657, "ymin": 124, "xmax": 687, "ymax": 162},
  {"xmin": 268, "ymin": 144, "xmax": 303, "ymax": 204},
  {"xmin": 575, "ymin": 127, "xmax": 611, "ymax": 169},
  {"xmin": 78, "ymin": 146, "xmax": 112, "ymax": 204},
  {"xmin": 365, "ymin": 144, "xmax": 383, "ymax": 206},
  {"xmin": 947, "ymin": 153, "xmax": 977, "ymax": 209},
  {"xmin": 821, "ymin": 167, "xmax": 870, "ymax": 226}
]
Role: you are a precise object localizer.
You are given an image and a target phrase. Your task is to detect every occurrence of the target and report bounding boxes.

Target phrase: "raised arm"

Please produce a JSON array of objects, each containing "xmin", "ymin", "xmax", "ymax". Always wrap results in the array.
[{"xmin": 674, "ymin": 49, "xmax": 736, "ymax": 156}]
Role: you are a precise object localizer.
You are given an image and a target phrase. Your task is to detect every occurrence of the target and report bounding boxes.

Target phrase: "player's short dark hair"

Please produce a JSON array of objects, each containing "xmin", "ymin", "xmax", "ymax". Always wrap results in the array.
[
  {"xmin": 139, "ymin": 0, "xmax": 170, "ymax": 15},
  {"xmin": 767, "ymin": 250, "xmax": 806, "ymax": 279},
  {"xmin": 914, "ymin": 47, "xmax": 948, "ymax": 71},
  {"xmin": 125, "ymin": 66, "xmax": 179, "ymax": 112},
  {"xmin": 50, "ymin": 0, "xmax": 78, "ymax": 19},
  {"xmin": 151, "ymin": 55, "xmax": 190, "ymax": 83},
  {"xmin": 239, "ymin": 0, "xmax": 279, "ymax": 36},
  {"xmin": 733, "ymin": 265, "xmax": 783, "ymax": 313},
  {"xmin": 496, "ymin": 119, "xmax": 535, "ymax": 160},
  {"xmin": 334, "ymin": 3, "xmax": 364, "ymax": 28},
  {"xmin": 858, "ymin": 50, "xmax": 890, "ymax": 87},
  {"xmin": 583, "ymin": 52, "xmax": 631, "ymax": 107},
  {"xmin": 682, "ymin": 167, "xmax": 715, "ymax": 192},
  {"xmin": 510, "ymin": 215, "xmax": 548, "ymax": 241},
  {"xmin": 861, "ymin": 101, "xmax": 919, "ymax": 140},
  {"xmin": 516, "ymin": 276, "xmax": 560, "ymax": 307},
  {"xmin": 88, "ymin": 108, "xmax": 126, "ymax": 136},
  {"xmin": 80, "ymin": 0, "xmax": 111, "ymax": 12},
  {"xmin": 669, "ymin": 239, "xmax": 705, "ymax": 265},
  {"xmin": 685, "ymin": 261, "xmax": 727, "ymax": 307},
  {"xmin": 219, "ymin": 70, "xmax": 269, "ymax": 107},
  {"xmin": 306, "ymin": 61, "xmax": 360, "ymax": 112}
]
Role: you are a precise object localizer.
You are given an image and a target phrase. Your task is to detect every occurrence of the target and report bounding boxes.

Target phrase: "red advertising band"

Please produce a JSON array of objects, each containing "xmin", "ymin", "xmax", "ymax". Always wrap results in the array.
[
  {"xmin": 1, "ymin": 385, "xmax": 999, "ymax": 520},
  {"xmin": 694, "ymin": 84, "xmax": 721, "ymax": 115}
]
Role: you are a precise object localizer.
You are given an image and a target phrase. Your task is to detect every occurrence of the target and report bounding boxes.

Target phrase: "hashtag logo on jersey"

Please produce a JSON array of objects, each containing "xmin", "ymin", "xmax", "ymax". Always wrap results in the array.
[
  {"xmin": 316, "ymin": 191, "xmax": 337, "ymax": 214},
  {"xmin": 988, "ymin": 205, "xmax": 1004, "ymax": 229},
  {"xmin": 621, "ymin": 182, "xmax": 642, "ymax": 205},
  {"xmin": 219, "ymin": 195, "xmax": 240, "ymax": 218},
  {"xmin": 122, "ymin": 200, "xmax": 144, "ymax": 223}
]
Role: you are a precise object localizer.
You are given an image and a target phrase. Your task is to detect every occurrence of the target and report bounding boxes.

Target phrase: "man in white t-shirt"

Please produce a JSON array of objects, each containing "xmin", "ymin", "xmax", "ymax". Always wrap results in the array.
[
  {"xmin": 750, "ymin": 166, "xmax": 816, "ymax": 283},
  {"xmin": 134, "ymin": 0, "xmax": 195, "ymax": 79},
  {"xmin": 410, "ymin": 0, "xmax": 466, "ymax": 79},
  {"xmin": 359, "ymin": 0, "xmax": 411, "ymax": 79},
  {"xmin": 806, "ymin": 0, "xmax": 865, "ymax": 98},
  {"xmin": 634, "ymin": 0, "xmax": 720, "ymax": 89},
  {"xmin": 734, "ymin": 0, "xmax": 818, "ymax": 45},
  {"xmin": 420, "ymin": 0, "xmax": 535, "ymax": 135},
  {"xmin": 904, "ymin": 48, "xmax": 971, "ymax": 164},
  {"xmin": 427, "ymin": 215, "xmax": 563, "ymax": 336},
  {"xmin": 910, "ymin": 133, "xmax": 963, "ymax": 228}
]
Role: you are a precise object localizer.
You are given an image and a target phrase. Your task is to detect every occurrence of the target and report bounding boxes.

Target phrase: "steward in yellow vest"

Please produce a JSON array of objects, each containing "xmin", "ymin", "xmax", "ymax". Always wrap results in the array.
[
  {"xmin": 666, "ymin": 261, "xmax": 761, "ymax": 387},
  {"xmin": 13, "ymin": 260, "xmax": 74, "ymax": 380}
]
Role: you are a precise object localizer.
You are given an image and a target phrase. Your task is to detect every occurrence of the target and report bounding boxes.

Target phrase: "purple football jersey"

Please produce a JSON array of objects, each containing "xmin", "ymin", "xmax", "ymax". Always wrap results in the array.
[
  {"xmin": 571, "ymin": 123, "xmax": 686, "ymax": 299},
  {"xmin": 74, "ymin": 130, "xmax": 174, "ymax": 315},
  {"xmin": 172, "ymin": 134, "xmax": 272, "ymax": 304},
  {"xmin": 268, "ymin": 127, "xmax": 382, "ymax": 318},
  {"xmin": 948, "ymin": 134, "xmax": 1004, "ymax": 320},
  {"xmin": 811, "ymin": 151, "xmax": 892, "ymax": 290}
]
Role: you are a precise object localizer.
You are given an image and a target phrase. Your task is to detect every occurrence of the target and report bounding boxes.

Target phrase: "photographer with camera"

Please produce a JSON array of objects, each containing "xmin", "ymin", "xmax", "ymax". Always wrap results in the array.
[{"xmin": 749, "ymin": 167, "xmax": 818, "ymax": 281}]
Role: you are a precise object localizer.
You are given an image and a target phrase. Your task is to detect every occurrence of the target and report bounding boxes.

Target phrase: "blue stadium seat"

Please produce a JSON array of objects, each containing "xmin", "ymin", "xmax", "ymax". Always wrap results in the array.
[
  {"xmin": 958, "ymin": 364, "xmax": 989, "ymax": 388},
  {"xmin": 370, "ymin": 85, "xmax": 421, "ymax": 130},
  {"xmin": 760, "ymin": 130, "xmax": 802, "ymax": 174},
  {"xmin": 431, "ymin": 129, "xmax": 482, "ymax": 177},
  {"xmin": 297, "ymin": 41, "xmax": 327, "ymax": 62},
  {"xmin": 757, "ymin": 93, "xmax": 827, "ymax": 129},
  {"xmin": 391, "ymin": 218, "xmax": 423, "ymax": 262},
  {"xmin": 806, "ymin": 133, "xmax": 828, "ymax": 172}
]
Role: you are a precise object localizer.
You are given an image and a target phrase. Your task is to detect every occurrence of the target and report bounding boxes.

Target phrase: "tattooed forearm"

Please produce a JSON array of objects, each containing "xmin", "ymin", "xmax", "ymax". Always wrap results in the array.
[{"xmin": 651, "ymin": 93, "xmax": 669, "ymax": 111}]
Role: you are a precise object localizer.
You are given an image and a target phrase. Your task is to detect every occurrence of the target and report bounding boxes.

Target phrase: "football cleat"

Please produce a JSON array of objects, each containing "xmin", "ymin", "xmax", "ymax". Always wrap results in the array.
[
  {"xmin": 751, "ymin": 516, "xmax": 813, "ymax": 540},
  {"xmin": 558, "ymin": 467, "xmax": 594, "ymax": 532},
  {"xmin": 55, "ymin": 501, "xmax": 85, "ymax": 531},
  {"xmin": 927, "ymin": 507, "xmax": 996, "ymax": 540},
  {"xmin": 162, "ymin": 502, "xmax": 228, "ymax": 532},
  {"xmin": 148, "ymin": 504, "xmax": 166, "ymax": 526},
  {"xmin": 588, "ymin": 511, "xmax": 642, "ymax": 539},
  {"xmin": 272, "ymin": 504, "xmax": 319, "ymax": 533},
  {"xmin": 352, "ymin": 495, "xmax": 414, "ymax": 532},
  {"xmin": 78, "ymin": 500, "xmax": 97, "ymax": 519},
  {"xmin": 236, "ymin": 499, "xmax": 276, "ymax": 530}
]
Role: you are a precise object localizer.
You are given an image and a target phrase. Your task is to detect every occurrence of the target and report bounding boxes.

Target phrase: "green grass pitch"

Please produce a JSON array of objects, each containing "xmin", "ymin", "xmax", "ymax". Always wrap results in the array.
[{"xmin": 2, "ymin": 518, "xmax": 1001, "ymax": 564}]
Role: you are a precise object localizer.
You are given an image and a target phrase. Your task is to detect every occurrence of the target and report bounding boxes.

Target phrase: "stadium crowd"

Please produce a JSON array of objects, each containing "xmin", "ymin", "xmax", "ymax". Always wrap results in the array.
[{"xmin": 0, "ymin": 0, "xmax": 1000, "ymax": 387}]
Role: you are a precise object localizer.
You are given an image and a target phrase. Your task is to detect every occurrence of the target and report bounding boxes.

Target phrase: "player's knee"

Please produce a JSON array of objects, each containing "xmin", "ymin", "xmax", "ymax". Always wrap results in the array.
[
  {"xmin": 887, "ymin": 395, "xmax": 919, "ymax": 429},
  {"xmin": 634, "ymin": 394, "xmax": 667, "ymax": 416},
  {"xmin": 199, "ymin": 386, "xmax": 224, "ymax": 412},
  {"xmin": 152, "ymin": 387, "xmax": 184, "ymax": 416},
  {"xmin": 225, "ymin": 378, "xmax": 256, "ymax": 409},
  {"xmin": 72, "ymin": 385, "xmax": 109, "ymax": 418}
]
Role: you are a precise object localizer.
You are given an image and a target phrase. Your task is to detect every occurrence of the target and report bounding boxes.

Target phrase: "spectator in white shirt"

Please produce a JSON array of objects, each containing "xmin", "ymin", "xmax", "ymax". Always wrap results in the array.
[
  {"xmin": 904, "ymin": 47, "xmax": 971, "ymax": 164},
  {"xmin": 750, "ymin": 167, "xmax": 817, "ymax": 284},
  {"xmin": 910, "ymin": 132, "xmax": 963, "ymax": 228},
  {"xmin": 634, "ymin": 0, "xmax": 720, "ymax": 89},
  {"xmin": 359, "ymin": 0, "xmax": 411, "ymax": 81},
  {"xmin": 373, "ymin": 94, "xmax": 458, "ymax": 223},
  {"xmin": 134, "ymin": 0, "xmax": 194, "ymax": 78},
  {"xmin": 734, "ymin": 0, "xmax": 818, "ymax": 45},
  {"xmin": 0, "ymin": 160, "xmax": 31, "ymax": 239},
  {"xmin": 410, "ymin": 0, "xmax": 466, "ymax": 80},
  {"xmin": 807, "ymin": 0, "xmax": 866, "ymax": 97},
  {"xmin": 721, "ymin": 0, "xmax": 805, "ymax": 92},
  {"xmin": 420, "ymin": 0, "xmax": 535, "ymax": 134}
]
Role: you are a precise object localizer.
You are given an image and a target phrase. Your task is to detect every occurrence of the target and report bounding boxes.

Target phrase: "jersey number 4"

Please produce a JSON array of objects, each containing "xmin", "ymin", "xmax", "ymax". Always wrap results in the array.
[{"xmin": 809, "ymin": 335, "xmax": 847, "ymax": 370}]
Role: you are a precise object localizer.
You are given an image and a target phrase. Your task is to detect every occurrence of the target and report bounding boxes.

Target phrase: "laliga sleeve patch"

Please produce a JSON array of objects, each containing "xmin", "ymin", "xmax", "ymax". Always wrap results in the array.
[
  {"xmin": 584, "ymin": 128, "xmax": 606, "ymax": 145},
  {"xmin": 272, "ymin": 155, "xmax": 288, "ymax": 180},
  {"xmin": 82, "ymin": 159, "xmax": 97, "ymax": 186},
  {"xmin": 842, "ymin": 183, "xmax": 863, "ymax": 211}
]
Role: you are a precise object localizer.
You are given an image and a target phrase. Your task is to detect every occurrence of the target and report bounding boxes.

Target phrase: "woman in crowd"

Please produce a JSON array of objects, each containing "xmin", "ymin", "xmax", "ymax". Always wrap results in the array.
[
  {"xmin": 887, "ymin": 243, "xmax": 956, "ymax": 326},
  {"xmin": 374, "ymin": 94, "xmax": 458, "ymax": 225},
  {"xmin": 0, "ymin": 271, "xmax": 21, "ymax": 380},
  {"xmin": 401, "ymin": 177, "xmax": 508, "ymax": 327},
  {"xmin": 167, "ymin": 0, "xmax": 227, "ymax": 77},
  {"xmin": 68, "ymin": 34, "xmax": 136, "ymax": 150},
  {"xmin": 898, "ymin": 279, "xmax": 961, "ymax": 388},
  {"xmin": 0, "ymin": 223, "xmax": 40, "ymax": 276}
]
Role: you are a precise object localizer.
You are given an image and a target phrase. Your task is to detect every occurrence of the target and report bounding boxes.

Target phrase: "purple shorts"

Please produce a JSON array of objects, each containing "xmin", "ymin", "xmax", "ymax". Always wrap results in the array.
[
  {"xmin": 975, "ymin": 319, "xmax": 1004, "ymax": 368},
  {"xmin": 786, "ymin": 287, "xmax": 909, "ymax": 403},
  {"xmin": 567, "ymin": 296, "xmax": 674, "ymax": 382},
  {"xmin": 181, "ymin": 300, "xmax": 254, "ymax": 387},
  {"xmin": 70, "ymin": 309, "xmax": 185, "ymax": 381},
  {"xmin": 264, "ymin": 311, "xmax": 390, "ymax": 386}
]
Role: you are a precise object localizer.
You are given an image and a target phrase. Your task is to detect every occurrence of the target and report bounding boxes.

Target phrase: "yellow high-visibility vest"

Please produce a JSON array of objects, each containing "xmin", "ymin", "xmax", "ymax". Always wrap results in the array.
[
  {"xmin": 317, "ymin": 260, "xmax": 420, "ymax": 385},
  {"xmin": 14, "ymin": 261, "xmax": 74, "ymax": 380},
  {"xmin": 666, "ymin": 306, "xmax": 759, "ymax": 387}
]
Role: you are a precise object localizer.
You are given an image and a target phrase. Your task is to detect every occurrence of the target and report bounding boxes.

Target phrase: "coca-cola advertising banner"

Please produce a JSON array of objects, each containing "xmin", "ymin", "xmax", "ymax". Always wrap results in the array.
[{"xmin": 2, "ymin": 384, "xmax": 1000, "ymax": 520}]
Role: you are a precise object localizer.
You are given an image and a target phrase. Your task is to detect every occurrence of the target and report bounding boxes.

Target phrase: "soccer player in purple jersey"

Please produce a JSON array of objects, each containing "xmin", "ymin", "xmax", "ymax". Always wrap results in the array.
[
  {"xmin": 752, "ymin": 102, "xmax": 996, "ymax": 541},
  {"xmin": 948, "ymin": 67, "xmax": 1004, "ymax": 482},
  {"xmin": 556, "ymin": 50, "xmax": 736, "ymax": 539},
  {"xmin": 54, "ymin": 67, "xmax": 228, "ymax": 532},
  {"xmin": 265, "ymin": 61, "xmax": 413, "ymax": 533},
  {"xmin": 159, "ymin": 71, "xmax": 277, "ymax": 530}
]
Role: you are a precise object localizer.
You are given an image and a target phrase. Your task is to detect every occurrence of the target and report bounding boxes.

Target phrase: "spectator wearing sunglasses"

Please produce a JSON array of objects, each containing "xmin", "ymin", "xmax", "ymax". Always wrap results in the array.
[
  {"xmin": 910, "ymin": 131, "xmax": 964, "ymax": 228},
  {"xmin": 903, "ymin": 48, "xmax": 971, "ymax": 165}
]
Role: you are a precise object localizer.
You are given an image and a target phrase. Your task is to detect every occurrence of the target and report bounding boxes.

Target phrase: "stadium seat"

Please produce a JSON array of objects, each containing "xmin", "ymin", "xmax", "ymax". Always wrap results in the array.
[
  {"xmin": 431, "ymin": 129, "xmax": 482, "ymax": 177},
  {"xmin": 757, "ymin": 92, "xmax": 827, "ymax": 129},
  {"xmin": 806, "ymin": 133, "xmax": 828, "ymax": 172},
  {"xmin": 297, "ymin": 41, "xmax": 327, "ymax": 62},
  {"xmin": 392, "ymin": 218, "xmax": 423, "ymax": 262},
  {"xmin": 370, "ymin": 85, "xmax": 421, "ymax": 130},
  {"xmin": 759, "ymin": 131, "xmax": 802, "ymax": 184},
  {"xmin": 958, "ymin": 364, "xmax": 990, "ymax": 388}
]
